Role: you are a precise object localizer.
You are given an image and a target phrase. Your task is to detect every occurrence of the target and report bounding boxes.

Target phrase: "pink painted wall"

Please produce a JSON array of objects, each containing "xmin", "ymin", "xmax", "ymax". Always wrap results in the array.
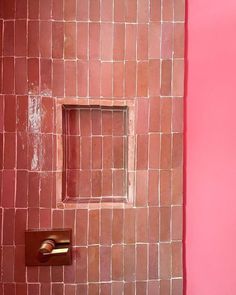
[{"xmin": 186, "ymin": 1, "xmax": 236, "ymax": 294}]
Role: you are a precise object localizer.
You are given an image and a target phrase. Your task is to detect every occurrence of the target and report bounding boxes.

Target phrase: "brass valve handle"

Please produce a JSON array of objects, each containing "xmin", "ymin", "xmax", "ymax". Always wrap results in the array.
[
  {"xmin": 39, "ymin": 239, "xmax": 69, "ymax": 256},
  {"xmin": 39, "ymin": 239, "xmax": 56, "ymax": 254}
]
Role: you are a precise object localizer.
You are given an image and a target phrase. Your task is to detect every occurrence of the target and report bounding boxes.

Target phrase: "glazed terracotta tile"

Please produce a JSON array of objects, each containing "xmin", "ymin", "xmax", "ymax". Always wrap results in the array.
[
  {"xmin": 124, "ymin": 208, "xmax": 135, "ymax": 244},
  {"xmin": 172, "ymin": 98, "xmax": 183, "ymax": 132},
  {"xmin": 88, "ymin": 246, "xmax": 99, "ymax": 282},
  {"xmin": 39, "ymin": 0, "xmax": 51, "ymax": 20},
  {"xmin": 3, "ymin": 21, "xmax": 14, "ymax": 57},
  {"xmin": 160, "ymin": 280, "xmax": 170, "ymax": 295},
  {"xmin": 112, "ymin": 245, "xmax": 123, "ymax": 280},
  {"xmin": 160, "ymin": 243, "xmax": 171, "ymax": 279},
  {"xmin": 40, "ymin": 59, "xmax": 52, "ymax": 96},
  {"xmin": 136, "ymin": 170, "xmax": 148, "ymax": 207},
  {"xmin": 174, "ymin": 23, "xmax": 185, "ymax": 58},
  {"xmin": 16, "ymin": 284, "xmax": 27, "ymax": 295},
  {"xmin": 2, "ymin": 170, "xmax": 15, "ymax": 208},
  {"xmin": 113, "ymin": 24, "xmax": 125, "ymax": 60},
  {"xmin": 125, "ymin": 25, "xmax": 137, "ymax": 60},
  {"xmin": 89, "ymin": 23, "xmax": 100, "ymax": 60},
  {"xmin": 172, "ymin": 242, "xmax": 183, "ymax": 277},
  {"xmin": 149, "ymin": 60, "xmax": 160, "ymax": 96},
  {"xmin": 89, "ymin": 0, "xmax": 100, "ymax": 21},
  {"xmin": 3, "ymin": 209, "xmax": 15, "ymax": 245},
  {"xmin": 172, "ymin": 167, "xmax": 183, "ymax": 205},
  {"xmin": 15, "ymin": 209, "xmax": 27, "ymax": 245},
  {"xmin": 41, "ymin": 284, "xmax": 51, "ymax": 295},
  {"xmin": 101, "ymin": 62, "xmax": 113, "ymax": 97},
  {"xmin": 124, "ymin": 245, "xmax": 135, "ymax": 282},
  {"xmin": 52, "ymin": 284, "xmax": 63, "ymax": 295},
  {"xmin": 100, "ymin": 246, "xmax": 111, "ymax": 281},
  {"xmin": 15, "ymin": 0, "xmax": 27, "ymax": 19},
  {"xmin": 89, "ymin": 61, "xmax": 100, "ymax": 96},
  {"xmin": 114, "ymin": 0, "xmax": 125, "ymax": 22},
  {"xmin": 28, "ymin": 21, "xmax": 39, "ymax": 57},
  {"xmin": 15, "ymin": 171, "xmax": 28, "ymax": 208},
  {"xmin": 149, "ymin": 244, "xmax": 158, "ymax": 279},
  {"xmin": 162, "ymin": 0, "xmax": 174, "ymax": 21},
  {"xmin": 172, "ymin": 205, "xmax": 183, "ymax": 240},
  {"xmin": 173, "ymin": 59, "xmax": 185, "ymax": 96},
  {"xmin": 65, "ymin": 61, "xmax": 76, "ymax": 96},
  {"xmin": 100, "ymin": 283, "xmax": 111, "ymax": 295},
  {"xmin": 172, "ymin": 279, "xmax": 183, "ymax": 295},
  {"xmin": 174, "ymin": 0, "xmax": 185, "ymax": 21},
  {"xmin": 113, "ymin": 62, "xmax": 124, "ymax": 97},
  {"xmin": 40, "ymin": 21, "xmax": 52, "ymax": 58},
  {"xmin": 125, "ymin": 0, "xmax": 137, "ymax": 22},
  {"xmin": 124, "ymin": 283, "xmax": 135, "ymax": 295},
  {"xmin": 148, "ymin": 170, "xmax": 159, "ymax": 206},
  {"xmin": 88, "ymin": 210, "xmax": 99, "ymax": 244},
  {"xmin": 148, "ymin": 207, "xmax": 159, "ymax": 242},
  {"xmin": 160, "ymin": 207, "xmax": 171, "ymax": 242},
  {"xmin": 125, "ymin": 61, "xmax": 136, "ymax": 97},
  {"xmin": 3, "ymin": 283, "xmax": 15, "ymax": 295},
  {"xmin": 28, "ymin": 58, "xmax": 39, "ymax": 95},
  {"xmin": 52, "ymin": 0, "xmax": 63, "ymax": 20},
  {"xmin": 172, "ymin": 133, "xmax": 183, "ymax": 168},
  {"xmin": 136, "ymin": 98, "xmax": 149, "ymax": 134},
  {"xmin": 4, "ymin": 133, "xmax": 16, "ymax": 169},
  {"xmin": 51, "ymin": 266, "xmax": 63, "ymax": 283},
  {"xmin": 136, "ymin": 134, "xmax": 148, "ymax": 169},
  {"xmin": 162, "ymin": 23, "xmax": 173, "ymax": 59},
  {"xmin": 160, "ymin": 170, "xmax": 171, "ymax": 206},
  {"xmin": 137, "ymin": 61, "xmax": 148, "ymax": 97},
  {"xmin": 149, "ymin": 133, "xmax": 161, "ymax": 169},
  {"xmin": 150, "ymin": 0, "xmax": 161, "ymax": 20},
  {"xmin": 64, "ymin": 0, "xmax": 76, "ymax": 20},
  {"xmin": 64, "ymin": 22, "xmax": 76, "ymax": 59},
  {"xmin": 52, "ymin": 22, "xmax": 64, "ymax": 58},
  {"xmin": 101, "ymin": 23, "xmax": 113, "ymax": 61},
  {"xmin": 161, "ymin": 60, "xmax": 172, "ymax": 96},
  {"xmin": 3, "ymin": 58, "xmax": 14, "ymax": 94},
  {"xmin": 76, "ymin": 285, "xmax": 87, "ymax": 295},
  {"xmin": 52, "ymin": 60, "xmax": 64, "ymax": 96},
  {"xmin": 136, "ymin": 282, "xmax": 147, "ymax": 295},
  {"xmin": 161, "ymin": 98, "xmax": 172, "ymax": 132},
  {"xmin": 2, "ymin": 246, "xmax": 14, "ymax": 282},
  {"xmin": 112, "ymin": 209, "xmax": 124, "ymax": 243},
  {"xmin": 149, "ymin": 23, "xmax": 161, "ymax": 59},
  {"xmin": 138, "ymin": 0, "xmax": 149, "ymax": 22},
  {"xmin": 77, "ymin": 61, "xmax": 88, "ymax": 97},
  {"xmin": 15, "ymin": 20, "xmax": 27, "ymax": 56},
  {"xmin": 137, "ymin": 24, "xmax": 148, "ymax": 60},
  {"xmin": 136, "ymin": 244, "xmax": 148, "ymax": 280},
  {"xmin": 136, "ymin": 208, "xmax": 148, "ymax": 242},
  {"xmin": 101, "ymin": 0, "xmax": 113, "ymax": 21},
  {"xmin": 28, "ymin": 0, "xmax": 39, "ymax": 19},
  {"xmin": 160, "ymin": 134, "xmax": 172, "ymax": 169}
]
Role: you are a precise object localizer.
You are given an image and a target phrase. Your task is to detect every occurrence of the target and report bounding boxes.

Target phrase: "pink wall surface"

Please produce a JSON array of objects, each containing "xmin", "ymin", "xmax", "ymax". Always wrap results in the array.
[{"xmin": 186, "ymin": 0, "xmax": 236, "ymax": 294}]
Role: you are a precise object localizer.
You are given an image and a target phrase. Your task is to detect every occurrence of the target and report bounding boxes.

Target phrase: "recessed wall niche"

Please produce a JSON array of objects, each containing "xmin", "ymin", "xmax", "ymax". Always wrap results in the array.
[{"xmin": 60, "ymin": 99, "xmax": 135, "ymax": 205}]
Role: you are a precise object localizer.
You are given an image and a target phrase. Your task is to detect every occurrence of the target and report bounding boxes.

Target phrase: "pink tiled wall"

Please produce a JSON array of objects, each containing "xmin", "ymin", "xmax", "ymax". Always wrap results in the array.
[{"xmin": 0, "ymin": 0, "xmax": 185, "ymax": 294}]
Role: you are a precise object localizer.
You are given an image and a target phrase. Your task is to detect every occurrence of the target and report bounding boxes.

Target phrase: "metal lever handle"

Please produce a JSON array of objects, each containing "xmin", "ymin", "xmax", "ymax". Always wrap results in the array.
[{"xmin": 39, "ymin": 239, "xmax": 69, "ymax": 256}]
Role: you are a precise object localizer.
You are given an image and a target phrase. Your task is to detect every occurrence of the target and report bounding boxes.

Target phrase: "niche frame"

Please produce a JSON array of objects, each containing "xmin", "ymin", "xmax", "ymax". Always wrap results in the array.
[{"xmin": 55, "ymin": 98, "xmax": 135, "ymax": 209}]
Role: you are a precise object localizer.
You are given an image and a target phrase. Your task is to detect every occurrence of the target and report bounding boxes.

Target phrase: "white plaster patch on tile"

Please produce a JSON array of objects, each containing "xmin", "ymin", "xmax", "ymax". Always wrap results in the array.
[
  {"xmin": 40, "ymin": 89, "xmax": 52, "ymax": 97},
  {"xmin": 31, "ymin": 147, "xmax": 39, "ymax": 170},
  {"xmin": 28, "ymin": 96, "xmax": 41, "ymax": 133}
]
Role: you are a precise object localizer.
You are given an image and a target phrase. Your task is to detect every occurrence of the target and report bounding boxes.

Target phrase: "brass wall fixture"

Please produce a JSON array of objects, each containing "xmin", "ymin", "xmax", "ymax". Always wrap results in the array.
[{"xmin": 25, "ymin": 229, "xmax": 72, "ymax": 266}]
